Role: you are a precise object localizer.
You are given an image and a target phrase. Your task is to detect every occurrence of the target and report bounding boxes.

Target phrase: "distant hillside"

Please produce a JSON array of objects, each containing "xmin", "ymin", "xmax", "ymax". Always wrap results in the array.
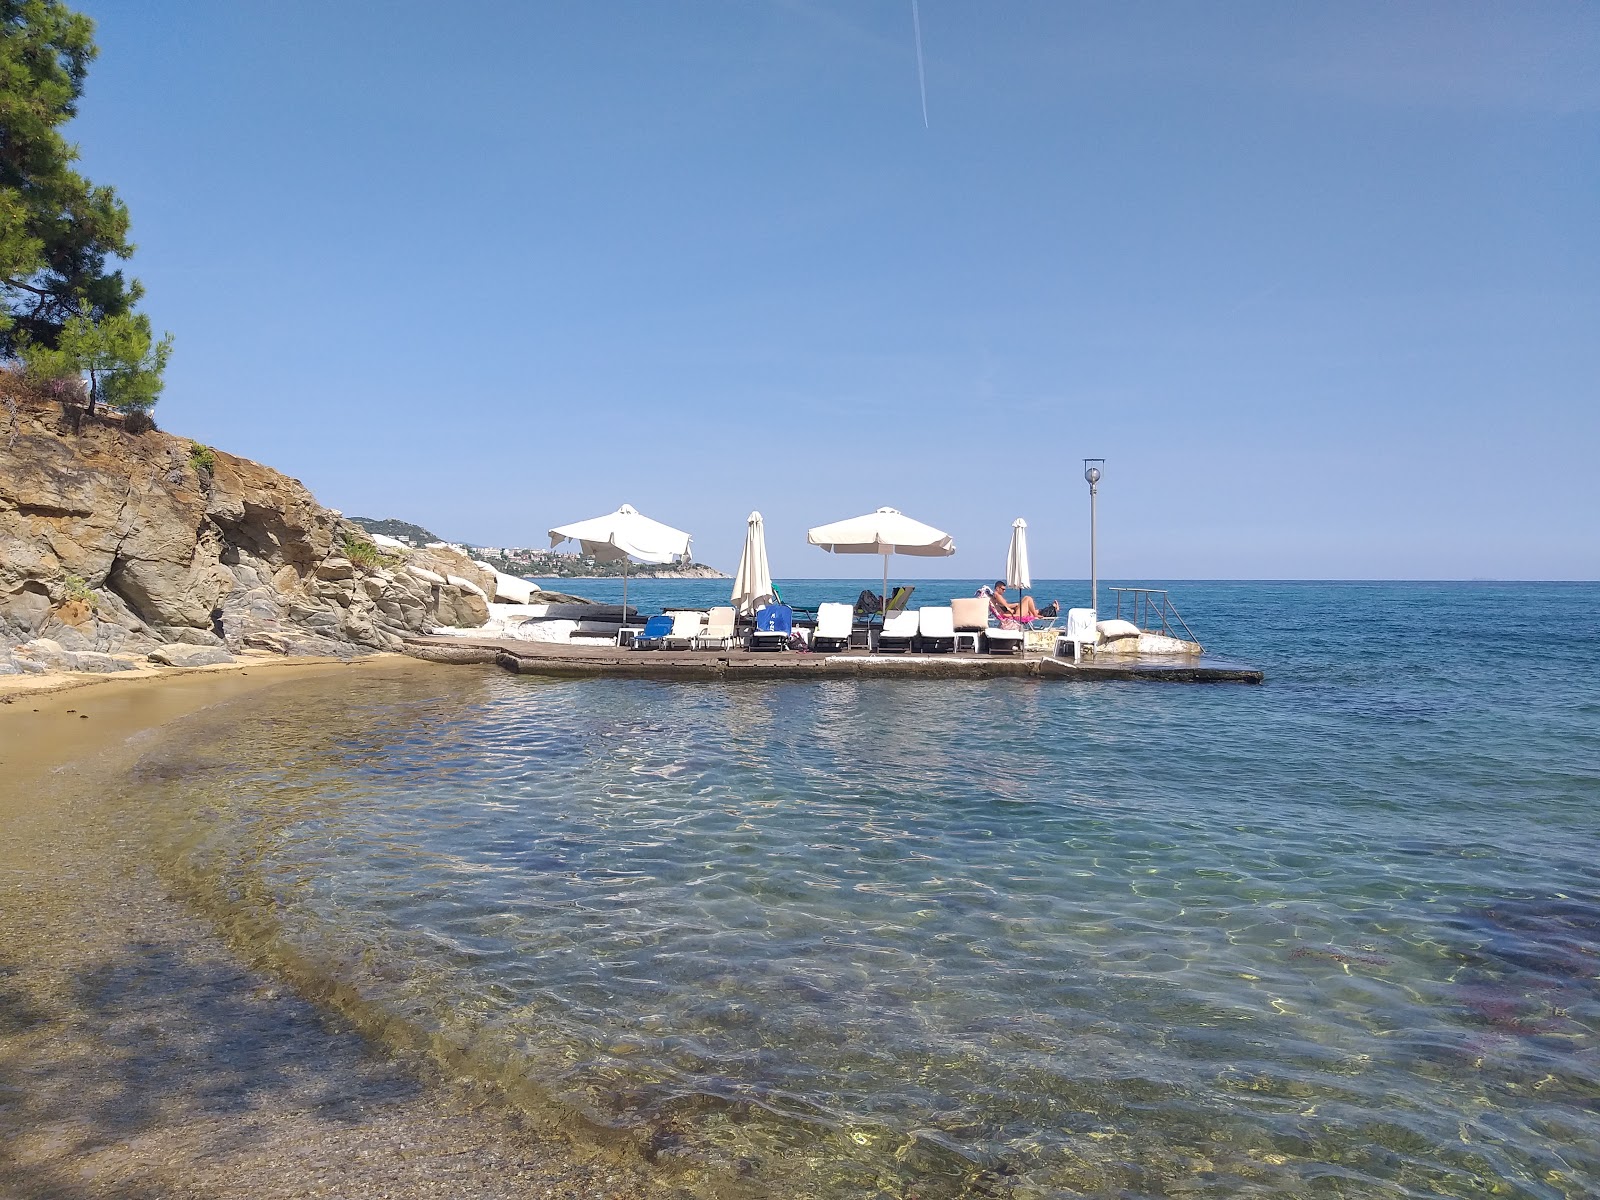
[
  {"xmin": 347, "ymin": 519, "xmax": 729, "ymax": 578},
  {"xmin": 473, "ymin": 549, "xmax": 728, "ymax": 580},
  {"xmin": 349, "ymin": 516, "xmax": 445, "ymax": 547}
]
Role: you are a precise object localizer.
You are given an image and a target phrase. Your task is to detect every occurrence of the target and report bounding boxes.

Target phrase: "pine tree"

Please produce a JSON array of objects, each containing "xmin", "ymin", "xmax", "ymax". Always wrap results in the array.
[{"xmin": 1, "ymin": 0, "xmax": 170, "ymax": 412}]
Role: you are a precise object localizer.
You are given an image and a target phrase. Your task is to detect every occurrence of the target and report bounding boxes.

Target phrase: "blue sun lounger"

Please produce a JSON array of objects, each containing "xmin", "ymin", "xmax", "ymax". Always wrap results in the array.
[{"xmin": 631, "ymin": 614, "xmax": 673, "ymax": 649}]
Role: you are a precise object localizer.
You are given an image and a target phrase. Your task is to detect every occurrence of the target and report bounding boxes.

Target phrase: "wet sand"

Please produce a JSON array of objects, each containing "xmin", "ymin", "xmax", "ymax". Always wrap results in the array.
[{"xmin": 0, "ymin": 659, "xmax": 690, "ymax": 1200}]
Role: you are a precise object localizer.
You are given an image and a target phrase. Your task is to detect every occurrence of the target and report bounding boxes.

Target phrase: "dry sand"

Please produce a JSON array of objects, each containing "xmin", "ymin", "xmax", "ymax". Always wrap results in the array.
[{"xmin": 0, "ymin": 658, "xmax": 695, "ymax": 1200}]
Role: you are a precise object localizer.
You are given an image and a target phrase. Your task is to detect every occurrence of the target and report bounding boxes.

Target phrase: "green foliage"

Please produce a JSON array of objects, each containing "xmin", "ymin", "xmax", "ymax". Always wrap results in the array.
[
  {"xmin": 349, "ymin": 516, "xmax": 444, "ymax": 546},
  {"xmin": 188, "ymin": 441, "xmax": 215, "ymax": 474},
  {"xmin": 341, "ymin": 533, "xmax": 383, "ymax": 570},
  {"xmin": 60, "ymin": 571, "xmax": 96, "ymax": 606},
  {"xmin": 18, "ymin": 307, "xmax": 172, "ymax": 411},
  {"xmin": 1, "ymin": 1, "xmax": 171, "ymax": 406}
]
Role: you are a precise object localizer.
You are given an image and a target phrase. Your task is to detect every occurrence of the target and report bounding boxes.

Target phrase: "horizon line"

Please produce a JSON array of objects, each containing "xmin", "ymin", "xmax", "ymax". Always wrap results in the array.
[{"xmin": 521, "ymin": 576, "xmax": 1600, "ymax": 585}]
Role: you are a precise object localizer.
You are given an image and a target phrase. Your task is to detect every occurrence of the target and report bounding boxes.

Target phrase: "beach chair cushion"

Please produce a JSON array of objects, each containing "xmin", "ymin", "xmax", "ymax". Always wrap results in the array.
[{"xmin": 950, "ymin": 597, "xmax": 989, "ymax": 631}]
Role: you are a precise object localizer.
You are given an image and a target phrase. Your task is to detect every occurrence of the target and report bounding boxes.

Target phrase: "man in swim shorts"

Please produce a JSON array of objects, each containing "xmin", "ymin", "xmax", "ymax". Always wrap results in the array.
[{"xmin": 985, "ymin": 581, "xmax": 1058, "ymax": 623}]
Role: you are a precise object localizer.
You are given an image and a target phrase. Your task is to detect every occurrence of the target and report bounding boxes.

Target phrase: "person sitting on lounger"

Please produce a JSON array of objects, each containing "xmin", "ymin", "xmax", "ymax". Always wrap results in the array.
[{"xmin": 984, "ymin": 582, "xmax": 1059, "ymax": 624}]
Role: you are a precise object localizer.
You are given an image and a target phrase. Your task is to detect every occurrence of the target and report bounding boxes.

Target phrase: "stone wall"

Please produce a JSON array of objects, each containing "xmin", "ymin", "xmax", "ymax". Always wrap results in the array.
[{"xmin": 0, "ymin": 392, "xmax": 488, "ymax": 676}]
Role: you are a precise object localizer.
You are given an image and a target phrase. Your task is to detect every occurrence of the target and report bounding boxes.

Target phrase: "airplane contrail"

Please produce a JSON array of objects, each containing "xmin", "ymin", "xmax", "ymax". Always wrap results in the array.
[{"xmin": 911, "ymin": 0, "xmax": 929, "ymax": 128}]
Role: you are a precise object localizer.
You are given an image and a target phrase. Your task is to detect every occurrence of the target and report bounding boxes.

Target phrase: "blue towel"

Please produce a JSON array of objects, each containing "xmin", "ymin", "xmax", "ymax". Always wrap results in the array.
[{"xmin": 754, "ymin": 604, "xmax": 793, "ymax": 635}]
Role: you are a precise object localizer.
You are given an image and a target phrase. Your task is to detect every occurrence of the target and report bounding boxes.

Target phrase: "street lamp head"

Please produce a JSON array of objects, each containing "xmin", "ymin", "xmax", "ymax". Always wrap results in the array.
[{"xmin": 1083, "ymin": 458, "xmax": 1104, "ymax": 487}]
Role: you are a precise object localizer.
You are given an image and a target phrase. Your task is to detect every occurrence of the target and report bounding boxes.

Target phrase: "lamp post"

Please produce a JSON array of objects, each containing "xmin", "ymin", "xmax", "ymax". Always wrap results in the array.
[{"xmin": 1083, "ymin": 458, "xmax": 1104, "ymax": 615}]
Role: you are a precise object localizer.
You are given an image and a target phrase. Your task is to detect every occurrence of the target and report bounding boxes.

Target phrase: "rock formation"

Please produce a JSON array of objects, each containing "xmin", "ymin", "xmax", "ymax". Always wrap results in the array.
[{"xmin": 0, "ymin": 390, "xmax": 489, "ymax": 675}]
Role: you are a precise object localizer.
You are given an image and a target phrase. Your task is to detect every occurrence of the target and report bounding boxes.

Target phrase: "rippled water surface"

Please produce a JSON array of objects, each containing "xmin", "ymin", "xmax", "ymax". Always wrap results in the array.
[{"xmin": 136, "ymin": 582, "xmax": 1600, "ymax": 1198}]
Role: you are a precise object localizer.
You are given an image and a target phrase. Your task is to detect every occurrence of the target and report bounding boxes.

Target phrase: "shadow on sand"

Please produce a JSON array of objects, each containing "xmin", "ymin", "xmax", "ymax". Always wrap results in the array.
[{"xmin": 0, "ymin": 934, "xmax": 422, "ymax": 1198}]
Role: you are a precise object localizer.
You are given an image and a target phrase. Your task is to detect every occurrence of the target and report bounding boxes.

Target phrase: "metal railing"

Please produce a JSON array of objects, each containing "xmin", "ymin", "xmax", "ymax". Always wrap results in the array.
[{"xmin": 1109, "ymin": 588, "xmax": 1202, "ymax": 649}]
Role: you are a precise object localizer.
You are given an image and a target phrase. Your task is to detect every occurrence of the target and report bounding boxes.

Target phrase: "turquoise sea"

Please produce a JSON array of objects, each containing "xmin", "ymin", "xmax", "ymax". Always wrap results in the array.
[{"xmin": 135, "ymin": 581, "xmax": 1600, "ymax": 1198}]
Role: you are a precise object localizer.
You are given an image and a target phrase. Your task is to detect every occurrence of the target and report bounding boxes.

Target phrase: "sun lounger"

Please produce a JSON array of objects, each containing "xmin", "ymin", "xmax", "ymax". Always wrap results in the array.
[
  {"xmin": 694, "ymin": 606, "xmax": 736, "ymax": 650},
  {"xmin": 987, "ymin": 591, "xmax": 1059, "ymax": 632},
  {"xmin": 985, "ymin": 625, "xmax": 1025, "ymax": 655},
  {"xmin": 749, "ymin": 603, "xmax": 794, "ymax": 652},
  {"xmin": 877, "ymin": 608, "xmax": 919, "ymax": 653},
  {"xmin": 854, "ymin": 585, "xmax": 915, "ymax": 620},
  {"xmin": 917, "ymin": 606, "xmax": 956, "ymax": 653},
  {"xmin": 658, "ymin": 610, "xmax": 705, "ymax": 650},
  {"xmin": 632, "ymin": 614, "xmax": 673, "ymax": 649},
  {"xmin": 812, "ymin": 602, "xmax": 852, "ymax": 652},
  {"xmin": 950, "ymin": 596, "xmax": 989, "ymax": 653}
]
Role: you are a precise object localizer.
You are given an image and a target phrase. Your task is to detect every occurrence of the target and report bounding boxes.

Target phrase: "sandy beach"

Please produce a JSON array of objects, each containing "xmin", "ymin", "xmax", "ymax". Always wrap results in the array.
[{"xmin": 0, "ymin": 658, "xmax": 691, "ymax": 1200}]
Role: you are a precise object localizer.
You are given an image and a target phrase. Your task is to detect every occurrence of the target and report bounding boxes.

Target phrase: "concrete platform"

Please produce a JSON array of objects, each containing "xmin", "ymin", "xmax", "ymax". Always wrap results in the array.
[{"xmin": 402, "ymin": 636, "xmax": 1265, "ymax": 684}]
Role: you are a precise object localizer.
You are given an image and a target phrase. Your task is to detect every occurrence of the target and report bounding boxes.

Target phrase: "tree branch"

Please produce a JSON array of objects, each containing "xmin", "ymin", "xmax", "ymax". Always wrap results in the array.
[{"xmin": 1, "ymin": 277, "xmax": 55, "ymax": 298}]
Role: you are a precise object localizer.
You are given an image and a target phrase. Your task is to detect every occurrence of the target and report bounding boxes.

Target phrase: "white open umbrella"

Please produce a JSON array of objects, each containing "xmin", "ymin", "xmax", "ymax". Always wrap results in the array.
[
  {"xmin": 807, "ymin": 506, "xmax": 955, "ymax": 637},
  {"xmin": 548, "ymin": 503, "xmax": 691, "ymax": 624},
  {"xmin": 1005, "ymin": 518, "xmax": 1031, "ymax": 597},
  {"xmin": 731, "ymin": 511, "xmax": 775, "ymax": 616}
]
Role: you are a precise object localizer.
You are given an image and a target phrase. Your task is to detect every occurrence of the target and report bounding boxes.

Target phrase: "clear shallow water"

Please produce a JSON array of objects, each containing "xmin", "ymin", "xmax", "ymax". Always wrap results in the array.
[{"xmin": 135, "ymin": 583, "xmax": 1600, "ymax": 1198}]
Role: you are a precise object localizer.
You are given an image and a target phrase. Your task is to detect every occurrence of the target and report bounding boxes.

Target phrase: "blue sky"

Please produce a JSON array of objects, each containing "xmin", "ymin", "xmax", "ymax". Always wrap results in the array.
[{"xmin": 69, "ymin": 1, "xmax": 1598, "ymax": 579}]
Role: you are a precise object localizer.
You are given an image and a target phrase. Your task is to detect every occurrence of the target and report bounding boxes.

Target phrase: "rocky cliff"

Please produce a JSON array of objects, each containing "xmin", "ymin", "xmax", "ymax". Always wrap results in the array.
[{"xmin": 0, "ymin": 391, "xmax": 490, "ymax": 676}]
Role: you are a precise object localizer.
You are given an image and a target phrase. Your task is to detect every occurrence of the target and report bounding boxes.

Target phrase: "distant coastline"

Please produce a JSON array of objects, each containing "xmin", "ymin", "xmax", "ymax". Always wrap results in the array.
[{"xmin": 528, "ymin": 568, "xmax": 729, "ymax": 581}]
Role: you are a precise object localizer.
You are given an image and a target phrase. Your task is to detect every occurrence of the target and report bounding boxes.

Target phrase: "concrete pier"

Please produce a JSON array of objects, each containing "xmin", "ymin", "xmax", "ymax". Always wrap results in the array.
[{"xmin": 402, "ymin": 637, "xmax": 1265, "ymax": 684}]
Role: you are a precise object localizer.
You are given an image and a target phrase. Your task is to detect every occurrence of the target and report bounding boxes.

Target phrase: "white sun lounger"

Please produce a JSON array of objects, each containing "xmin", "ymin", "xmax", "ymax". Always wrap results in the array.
[
  {"xmin": 660, "ymin": 610, "xmax": 705, "ymax": 650},
  {"xmin": 813, "ymin": 602, "xmax": 852, "ymax": 652},
  {"xmin": 877, "ymin": 608, "xmax": 919, "ymax": 653},
  {"xmin": 985, "ymin": 625, "xmax": 1025, "ymax": 655},
  {"xmin": 917, "ymin": 606, "xmax": 956, "ymax": 653},
  {"xmin": 694, "ymin": 606, "xmax": 736, "ymax": 649}
]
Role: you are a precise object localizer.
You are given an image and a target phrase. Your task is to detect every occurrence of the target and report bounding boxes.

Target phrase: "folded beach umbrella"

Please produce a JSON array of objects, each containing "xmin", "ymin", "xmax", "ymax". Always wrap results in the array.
[
  {"xmin": 731, "ymin": 511, "xmax": 775, "ymax": 616},
  {"xmin": 1005, "ymin": 518, "xmax": 1031, "ymax": 595},
  {"xmin": 807, "ymin": 507, "xmax": 955, "ymax": 641},
  {"xmin": 548, "ymin": 503, "xmax": 691, "ymax": 621}
]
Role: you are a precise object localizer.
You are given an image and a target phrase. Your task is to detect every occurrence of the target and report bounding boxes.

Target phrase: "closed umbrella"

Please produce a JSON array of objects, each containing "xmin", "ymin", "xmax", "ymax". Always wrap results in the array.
[
  {"xmin": 1005, "ymin": 517, "xmax": 1031, "ymax": 597},
  {"xmin": 548, "ymin": 503, "xmax": 691, "ymax": 626},
  {"xmin": 731, "ymin": 511, "xmax": 775, "ymax": 616},
  {"xmin": 807, "ymin": 506, "xmax": 955, "ymax": 642}
]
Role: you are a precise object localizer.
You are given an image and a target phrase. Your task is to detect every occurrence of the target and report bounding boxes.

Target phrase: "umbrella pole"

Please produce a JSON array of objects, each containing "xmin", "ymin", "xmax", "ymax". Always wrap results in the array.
[
  {"xmin": 622, "ymin": 558, "xmax": 629, "ymax": 633},
  {"xmin": 880, "ymin": 553, "xmax": 888, "ymax": 654}
]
